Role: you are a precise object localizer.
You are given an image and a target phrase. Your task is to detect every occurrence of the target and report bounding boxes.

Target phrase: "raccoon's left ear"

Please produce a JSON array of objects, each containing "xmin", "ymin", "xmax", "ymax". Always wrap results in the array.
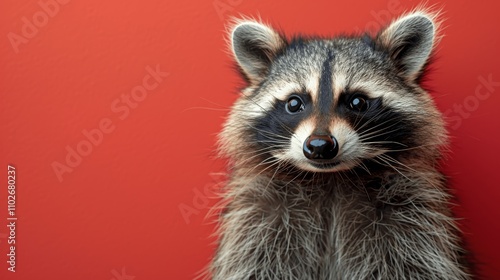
[
  {"xmin": 376, "ymin": 11, "xmax": 439, "ymax": 81},
  {"xmin": 230, "ymin": 20, "xmax": 287, "ymax": 84}
]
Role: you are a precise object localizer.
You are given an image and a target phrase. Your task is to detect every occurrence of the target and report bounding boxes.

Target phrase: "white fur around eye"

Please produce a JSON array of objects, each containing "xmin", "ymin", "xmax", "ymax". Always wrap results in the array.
[
  {"xmin": 346, "ymin": 79, "xmax": 420, "ymax": 114},
  {"xmin": 256, "ymin": 81, "xmax": 302, "ymax": 109}
]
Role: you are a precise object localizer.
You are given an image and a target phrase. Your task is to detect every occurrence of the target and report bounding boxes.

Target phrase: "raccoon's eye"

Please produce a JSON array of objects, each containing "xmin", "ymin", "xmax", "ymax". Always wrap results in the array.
[
  {"xmin": 286, "ymin": 96, "xmax": 305, "ymax": 113},
  {"xmin": 349, "ymin": 95, "xmax": 369, "ymax": 112}
]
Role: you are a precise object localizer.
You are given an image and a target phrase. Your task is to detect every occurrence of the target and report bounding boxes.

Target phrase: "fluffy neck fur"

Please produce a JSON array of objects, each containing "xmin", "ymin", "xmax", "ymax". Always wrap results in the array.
[{"xmin": 209, "ymin": 162, "xmax": 472, "ymax": 280}]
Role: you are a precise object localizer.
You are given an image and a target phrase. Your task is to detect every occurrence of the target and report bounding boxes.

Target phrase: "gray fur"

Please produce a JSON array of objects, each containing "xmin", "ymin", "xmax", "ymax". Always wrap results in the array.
[{"xmin": 207, "ymin": 10, "xmax": 472, "ymax": 280}]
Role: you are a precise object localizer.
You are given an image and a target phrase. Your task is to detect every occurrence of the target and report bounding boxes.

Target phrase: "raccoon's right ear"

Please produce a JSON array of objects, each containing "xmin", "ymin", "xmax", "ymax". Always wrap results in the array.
[{"xmin": 230, "ymin": 20, "xmax": 287, "ymax": 84}]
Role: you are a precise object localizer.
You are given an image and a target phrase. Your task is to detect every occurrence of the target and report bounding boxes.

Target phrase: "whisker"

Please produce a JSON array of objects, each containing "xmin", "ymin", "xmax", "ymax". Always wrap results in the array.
[{"xmin": 372, "ymin": 156, "xmax": 411, "ymax": 181}]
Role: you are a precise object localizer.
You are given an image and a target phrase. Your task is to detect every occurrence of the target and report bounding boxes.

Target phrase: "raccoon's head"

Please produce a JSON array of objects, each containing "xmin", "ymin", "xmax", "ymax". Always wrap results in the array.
[{"xmin": 220, "ymin": 11, "xmax": 446, "ymax": 174}]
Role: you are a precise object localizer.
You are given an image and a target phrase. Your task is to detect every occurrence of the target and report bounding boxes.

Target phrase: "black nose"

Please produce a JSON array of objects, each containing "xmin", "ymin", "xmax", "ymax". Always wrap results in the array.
[{"xmin": 303, "ymin": 135, "xmax": 338, "ymax": 160}]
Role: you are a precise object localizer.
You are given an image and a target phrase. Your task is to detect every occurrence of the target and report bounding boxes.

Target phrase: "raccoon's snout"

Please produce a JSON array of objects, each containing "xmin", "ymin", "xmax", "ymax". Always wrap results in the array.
[{"xmin": 303, "ymin": 135, "xmax": 338, "ymax": 160}]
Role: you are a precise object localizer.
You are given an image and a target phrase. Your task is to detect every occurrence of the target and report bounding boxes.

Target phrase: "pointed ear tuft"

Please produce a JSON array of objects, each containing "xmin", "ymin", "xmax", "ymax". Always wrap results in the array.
[
  {"xmin": 376, "ymin": 10, "xmax": 440, "ymax": 81},
  {"xmin": 229, "ymin": 20, "xmax": 287, "ymax": 84}
]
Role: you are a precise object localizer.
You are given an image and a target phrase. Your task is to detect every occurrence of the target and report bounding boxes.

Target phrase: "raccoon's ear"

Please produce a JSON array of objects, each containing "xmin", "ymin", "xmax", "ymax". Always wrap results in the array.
[
  {"xmin": 230, "ymin": 20, "xmax": 287, "ymax": 84},
  {"xmin": 376, "ymin": 11, "xmax": 439, "ymax": 81}
]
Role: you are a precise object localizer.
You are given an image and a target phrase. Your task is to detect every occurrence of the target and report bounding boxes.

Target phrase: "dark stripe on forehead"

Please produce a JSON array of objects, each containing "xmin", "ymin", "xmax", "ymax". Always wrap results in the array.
[{"xmin": 318, "ymin": 50, "xmax": 335, "ymax": 115}]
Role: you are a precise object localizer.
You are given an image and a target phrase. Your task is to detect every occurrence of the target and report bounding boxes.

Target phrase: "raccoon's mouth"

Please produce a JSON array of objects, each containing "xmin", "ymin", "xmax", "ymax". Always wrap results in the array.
[{"xmin": 307, "ymin": 160, "xmax": 341, "ymax": 170}]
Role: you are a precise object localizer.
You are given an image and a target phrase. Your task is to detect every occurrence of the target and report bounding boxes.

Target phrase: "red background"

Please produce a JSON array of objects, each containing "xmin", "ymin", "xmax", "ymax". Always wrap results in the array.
[{"xmin": 1, "ymin": 0, "xmax": 499, "ymax": 279}]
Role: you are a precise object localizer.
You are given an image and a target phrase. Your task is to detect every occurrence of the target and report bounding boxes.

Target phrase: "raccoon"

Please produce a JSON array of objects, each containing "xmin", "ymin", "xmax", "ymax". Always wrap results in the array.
[{"xmin": 209, "ymin": 9, "xmax": 473, "ymax": 280}]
